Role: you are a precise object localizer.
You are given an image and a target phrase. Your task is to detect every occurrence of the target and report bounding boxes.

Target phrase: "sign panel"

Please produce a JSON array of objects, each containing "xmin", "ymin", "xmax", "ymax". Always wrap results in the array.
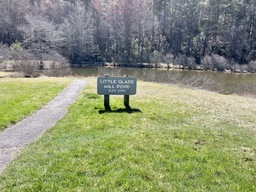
[{"xmin": 97, "ymin": 76, "xmax": 137, "ymax": 95}]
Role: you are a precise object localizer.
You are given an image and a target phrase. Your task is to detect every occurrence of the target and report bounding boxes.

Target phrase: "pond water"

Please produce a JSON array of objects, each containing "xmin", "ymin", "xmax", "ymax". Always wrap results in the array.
[{"xmin": 71, "ymin": 67, "xmax": 256, "ymax": 96}]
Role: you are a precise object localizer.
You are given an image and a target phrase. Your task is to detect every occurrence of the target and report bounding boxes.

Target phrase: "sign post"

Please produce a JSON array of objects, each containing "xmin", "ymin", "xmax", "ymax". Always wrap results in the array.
[
  {"xmin": 124, "ymin": 95, "xmax": 130, "ymax": 108},
  {"xmin": 97, "ymin": 75, "xmax": 137, "ymax": 110},
  {"xmin": 104, "ymin": 95, "xmax": 110, "ymax": 111}
]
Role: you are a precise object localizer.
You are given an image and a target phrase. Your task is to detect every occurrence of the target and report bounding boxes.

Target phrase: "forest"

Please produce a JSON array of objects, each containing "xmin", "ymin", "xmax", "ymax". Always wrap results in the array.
[{"xmin": 0, "ymin": 0, "xmax": 256, "ymax": 71}]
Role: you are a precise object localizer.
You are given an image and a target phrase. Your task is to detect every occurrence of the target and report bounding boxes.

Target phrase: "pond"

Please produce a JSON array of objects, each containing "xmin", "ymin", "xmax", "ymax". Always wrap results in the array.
[{"xmin": 71, "ymin": 67, "xmax": 256, "ymax": 97}]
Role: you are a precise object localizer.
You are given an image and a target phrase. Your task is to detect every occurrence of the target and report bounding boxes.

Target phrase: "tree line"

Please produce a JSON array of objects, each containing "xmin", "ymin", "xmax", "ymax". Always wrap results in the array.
[{"xmin": 0, "ymin": 0, "xmax": 256, "ymax": 71}]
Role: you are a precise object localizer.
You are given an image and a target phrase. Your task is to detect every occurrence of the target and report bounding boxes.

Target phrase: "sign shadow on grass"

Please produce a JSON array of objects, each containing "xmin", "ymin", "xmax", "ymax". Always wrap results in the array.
[{"xmin": 98, "ymin": 105, "xmax": 142, "ymax": 114}]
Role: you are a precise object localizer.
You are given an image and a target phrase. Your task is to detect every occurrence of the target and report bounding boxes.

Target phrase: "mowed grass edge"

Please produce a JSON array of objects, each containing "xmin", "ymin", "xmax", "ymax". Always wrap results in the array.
[
  {"xmin": 0, "ymin": 77, "xmax": 255, "ymax": 191},
  {"xmin": 0, "ymin": 77, "xmax": 73, "ymax": 131}
]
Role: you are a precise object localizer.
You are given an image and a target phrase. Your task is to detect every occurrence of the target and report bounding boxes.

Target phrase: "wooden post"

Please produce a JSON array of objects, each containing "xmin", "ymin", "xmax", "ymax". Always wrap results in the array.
[
  {"xmin": 123, "ymin": 74, "xmax": 131, "ymax": 109},
  {"xmin": 103, "ymin": 74, "xmax": 111, "ymax": 111},
  {"xmin": 124, "ymin": 95, "xmax": 130, "ymax": 108},
  {"xmin": 104, "ymin": 95, "xmax": 110, "ymax": 111}
]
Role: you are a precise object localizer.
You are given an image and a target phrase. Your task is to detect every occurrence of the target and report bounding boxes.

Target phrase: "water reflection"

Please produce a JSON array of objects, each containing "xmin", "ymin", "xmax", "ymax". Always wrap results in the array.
[{"xmin": 71, "ymin": 67, "xmax": 256, "ymax": 96}]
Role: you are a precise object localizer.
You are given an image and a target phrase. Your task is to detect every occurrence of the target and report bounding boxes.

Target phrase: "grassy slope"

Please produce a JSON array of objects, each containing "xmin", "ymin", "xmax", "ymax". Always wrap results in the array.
[
  {"xmin": 0, "ymin": 78, "xmax": 72, "ymax": 131},
  {"xmin": 0, "ymin": 78, "xmax": 255, "ymax": 191}
]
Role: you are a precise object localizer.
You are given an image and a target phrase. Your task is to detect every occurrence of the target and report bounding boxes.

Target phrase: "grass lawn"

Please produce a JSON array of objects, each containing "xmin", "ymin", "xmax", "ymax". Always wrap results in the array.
[
  {"xmin": 0, "ymin": 78, "xmax": 255, "ymax": 191},
  {"xmin": 0, "ymin": 77, "xmax": 72, "ymax": 131}
]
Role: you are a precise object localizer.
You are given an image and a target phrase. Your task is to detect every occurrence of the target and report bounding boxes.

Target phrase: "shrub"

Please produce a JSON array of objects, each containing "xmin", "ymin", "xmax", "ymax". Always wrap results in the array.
[
  {"xmin": 248, "ymin": 60, "xmax": 256, "ymax": 73},
  {"xmin": 202, "ymin": 54, "xmax": 230, "ymax": 71},
  {"xmin": 163, "ymin": 53, "xmax": 174, "ymax": 64},
  {"xmin": 13, "ymin": 60, "xmax": 40, "ymax": 77},
  {"xmin": 149, "ymin": 50, "xmax": 162, "ymax": 68},
  {"xmin": 163, "ymin": 53, "xmax": 174, "ymax": 68},
  {"xmin": 0, "ymin": 44, "xmax": 12, "ymax": 68},
  {"xmin": 174, "ymin": 55, "xmax": 196, "ymax": 69}
]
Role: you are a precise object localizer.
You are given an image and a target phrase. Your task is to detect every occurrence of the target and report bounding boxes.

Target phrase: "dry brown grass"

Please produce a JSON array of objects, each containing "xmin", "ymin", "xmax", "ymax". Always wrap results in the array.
[
  {"xmin": 0, "ymin": 71, "xmax": 20, "ymax": 78},
  {"xmin": 136, "ymin": 81, "xmax": 256, "ymax": 132}
]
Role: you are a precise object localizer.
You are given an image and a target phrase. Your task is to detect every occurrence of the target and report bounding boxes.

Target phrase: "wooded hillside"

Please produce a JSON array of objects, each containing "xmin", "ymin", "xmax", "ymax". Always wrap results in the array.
[{"xmin": 0, "ymin": 0, "xmax": 256, "ymax": 70}]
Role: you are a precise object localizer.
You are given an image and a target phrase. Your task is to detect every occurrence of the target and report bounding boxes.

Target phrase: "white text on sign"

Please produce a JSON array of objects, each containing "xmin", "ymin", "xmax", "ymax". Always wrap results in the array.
[{"xmin": 97, "ymin": 76, "xmax": 137, "ymax": 95}]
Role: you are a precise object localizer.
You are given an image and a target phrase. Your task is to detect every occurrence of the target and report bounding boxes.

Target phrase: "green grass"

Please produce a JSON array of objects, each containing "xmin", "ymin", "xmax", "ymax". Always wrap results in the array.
[
  {"xmin": 0, "ymin": 77, "xmax": 72, "ymax": 131},
  {"xmin": 0, "ymin": 78, "xmax": 256, "ymax": 191}
]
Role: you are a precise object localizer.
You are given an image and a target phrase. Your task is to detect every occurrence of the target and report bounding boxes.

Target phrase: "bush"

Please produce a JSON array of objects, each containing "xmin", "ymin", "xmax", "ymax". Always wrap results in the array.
[
  {"xmin": 163, "ymin": 53, "xmax": 175, "ymax": 68},
  {"xmin": 13, "ymin": 60, "xmax": 40, "ymax": 77},
  {"xmin": 149, "ymin": 50, "xmax": 162, "ymax": 67},
  {"xmin": 174, "ymin": 55, "xmax": 196, "ymax": 69},
  {"xmin": 0, "ymin": 44, "xmax": 12, "ymax": 68},
  {"xmin": 163, "ymin": 53, "xmax": 174, "ymax": 64},
  {"xmin": 12, "ymin": 51, "xmax": 38, "ymax": 77},
  {"xmin": 248, "ymin": 61, "xmax": 256, "ymax": 73},
  {"xmin": 202, "ymin": 54, "xmax": 230, "ymax": 71}
]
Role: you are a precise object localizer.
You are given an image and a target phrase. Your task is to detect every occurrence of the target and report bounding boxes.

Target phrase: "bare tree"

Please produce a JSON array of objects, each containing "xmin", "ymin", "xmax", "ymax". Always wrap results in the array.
[
  {"xmin": 9, "ymin": 41, "xmax": 39, "ymax": 77},
  {"xmin": 21, "ymin": 14, "xmax": 59, "ymax": 61},
  {"xmin": 57, "ymin": 2, "xmax": 99, "ymax": 64},
  {"xmin": 0, "ymin": 0, "xmax": 25, "ymax": 45},
  {"xmin": 1, "ymin": 0, "xmax": 256, "ymax": 67}
]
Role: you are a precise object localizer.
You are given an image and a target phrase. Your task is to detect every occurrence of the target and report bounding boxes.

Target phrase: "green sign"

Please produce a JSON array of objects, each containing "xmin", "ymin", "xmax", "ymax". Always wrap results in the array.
[{"xmin": 97, "ymin": 76, "xmax": 137, "ymax": 95}]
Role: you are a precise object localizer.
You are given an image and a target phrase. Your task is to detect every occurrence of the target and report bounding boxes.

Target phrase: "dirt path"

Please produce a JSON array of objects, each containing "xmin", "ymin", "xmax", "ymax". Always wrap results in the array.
[{"xmin": 0, "ymin": 80, "xmax": 86, "ymax": 172}]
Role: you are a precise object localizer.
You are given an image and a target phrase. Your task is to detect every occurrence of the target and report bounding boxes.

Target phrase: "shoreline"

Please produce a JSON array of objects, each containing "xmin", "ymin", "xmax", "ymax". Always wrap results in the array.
[
  {"xmin": 72, "ymin": 62, "xmax": 255, "ymax": 75},
  {"xmin": 1, "ymin": 62, "xmax": 255, "ymax": 77}
]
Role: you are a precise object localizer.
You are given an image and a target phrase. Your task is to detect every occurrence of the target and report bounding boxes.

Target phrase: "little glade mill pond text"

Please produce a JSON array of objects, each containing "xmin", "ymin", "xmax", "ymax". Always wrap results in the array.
[{"xmin": 97, "ymin": 76, "xmax": 137, "ymax": 95}]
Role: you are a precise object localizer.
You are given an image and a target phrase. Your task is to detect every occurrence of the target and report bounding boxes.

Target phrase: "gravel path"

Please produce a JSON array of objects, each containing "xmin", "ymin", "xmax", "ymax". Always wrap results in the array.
[{"xmin": 0, "ymin": 80, "xmax": 86, "ymax": 172}]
